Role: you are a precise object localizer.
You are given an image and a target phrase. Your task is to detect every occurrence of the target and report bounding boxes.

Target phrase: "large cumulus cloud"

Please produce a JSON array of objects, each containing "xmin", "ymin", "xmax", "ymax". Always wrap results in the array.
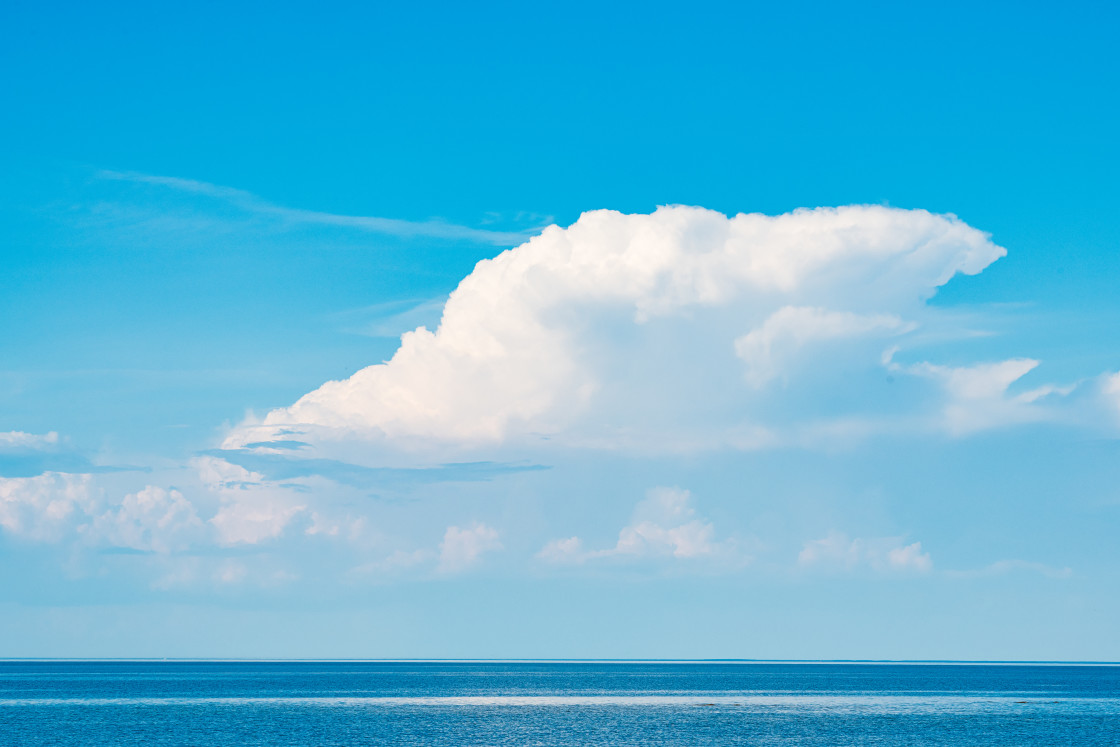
[{"xmin": 226, "ymin": 204, "xmax": 1006, "ymax": 455}]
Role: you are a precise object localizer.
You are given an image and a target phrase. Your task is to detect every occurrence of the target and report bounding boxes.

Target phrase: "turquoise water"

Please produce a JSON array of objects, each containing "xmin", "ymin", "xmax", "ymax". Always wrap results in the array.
[{"xmin": 1, "ymin": 661, "xmax": 1117, "ymax": 745}]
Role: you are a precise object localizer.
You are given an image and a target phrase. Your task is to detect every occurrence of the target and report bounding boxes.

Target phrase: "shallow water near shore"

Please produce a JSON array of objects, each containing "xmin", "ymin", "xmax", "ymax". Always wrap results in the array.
[{"xmin": 2, "ymin": 661, "xmax": 1117, "ymax": 745}]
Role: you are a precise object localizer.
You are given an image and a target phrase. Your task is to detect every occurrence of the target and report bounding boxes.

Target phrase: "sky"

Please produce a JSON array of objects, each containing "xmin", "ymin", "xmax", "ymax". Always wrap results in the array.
[{"xmin": 1, "ymin": 0, "xmax": 1119, "ymax": 660}]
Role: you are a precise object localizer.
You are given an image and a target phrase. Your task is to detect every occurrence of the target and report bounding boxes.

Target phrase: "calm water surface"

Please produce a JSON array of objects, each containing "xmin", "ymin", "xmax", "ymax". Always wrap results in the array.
[{"xmin": 1, "ymin": 661, "xmax": 1117, "ymax": 745}]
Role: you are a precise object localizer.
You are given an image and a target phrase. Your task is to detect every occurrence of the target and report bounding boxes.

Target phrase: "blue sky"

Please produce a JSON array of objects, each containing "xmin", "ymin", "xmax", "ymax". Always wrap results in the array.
[{"xmin": 2, "ymin": 0, "xmax": 1119, "ymax": 659}]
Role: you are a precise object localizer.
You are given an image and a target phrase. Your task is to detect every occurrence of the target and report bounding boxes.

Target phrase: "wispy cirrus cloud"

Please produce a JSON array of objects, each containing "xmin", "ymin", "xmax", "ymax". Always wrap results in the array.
[
  {"xmin": 943, "ymin": 559, "xmax": 1074, "ymax": 580},
  {"xmin": 0, "ymin": 430, "xmax": 141, "ymax": 479},
  {"xmin": 96, "ymin": 170, "xmax": 546, "ymax": 246},
  {"xmin": 200, "ymin": 448, "xmax": 547, "ymax": 489}
]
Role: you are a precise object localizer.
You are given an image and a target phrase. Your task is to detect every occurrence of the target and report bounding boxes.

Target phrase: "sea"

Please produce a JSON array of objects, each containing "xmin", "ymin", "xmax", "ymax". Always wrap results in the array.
[{"xmin": 0, "ymin": 660, "xmax": 1117, "ymax": 745}]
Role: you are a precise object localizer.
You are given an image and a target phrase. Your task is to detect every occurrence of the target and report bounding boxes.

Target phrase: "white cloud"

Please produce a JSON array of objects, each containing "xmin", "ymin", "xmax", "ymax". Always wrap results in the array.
[
  {"xmin": 886, "ymin": 541, "xmax": 934, "ymax": 572},
  {"xmin": 615, "ymin": 519, "xmax": 715, "ymax": 559},
  {"xmin": 1104, "ymin": 372, "xmax": 1120, "ymax": 420},
  {"xmin": 735, "ymin": 306, "xmax": 911, "ymax": 387},
  {"xmin": 192, "ymin": 456, "xmax": 308, "ymax": 546},
  {"xmin": 0, "ymin": 472, "xmax": 96, "ymax": 541},
  {"xmin": 909, "ymin": 357, "xmax": 1038, "ymax": 401},
  {"xmin": 192, "ymin": 455, "xmax": 264, "ymax": 489},
  {"xmin": 2, "ymin": 471, "xmax": 206, "ymax": 552},
  {"xmin": 538, "ymin": 487, "xmax": 734, "ymax": 565},
  {"xmin": 0, "ymin": 431, "xmax": 59, "ymax": 449},
  {"xmin": 798, "ymin": 531, "xmax": 932, "ymax": 573},
  {"xmin": 88, "ymin": 486, "xmax": 204, "ymax": 553},
  {"xmin": 890, "ymin": 356, "xmax": 1066, "ymax": 434},
  {"xmin": 225, "ymin": 205, "xmax": 1007, "ymax": 455},
  {"xmin": 0, "ymin": 453, "xmax": 321, "ymax": 550},
  {"xmin": 536, "ymin": 536, "xmax": 586, "ymax": 564},
  {"xmin": 613, "ymin": 487, "xmax": 716, "ymax": 559},
  {"xmin": 193, "ymin": 455, "xmax": 381, "ymax": 547},
  {"xmin": 437, "ymin": 522, "xmax": 502, "ymax": 574},
  {"xmin": 209, "ymin": 488, "xmax": 306, "ymax": 546}
]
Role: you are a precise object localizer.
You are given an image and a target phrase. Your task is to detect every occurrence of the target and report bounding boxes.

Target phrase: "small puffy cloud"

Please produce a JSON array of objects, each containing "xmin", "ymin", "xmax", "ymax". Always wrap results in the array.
[
  {"xmin": 88, "ymin": 486, "xmax": 205, "ymax": 553},
  {"xmin": 798, "ymin": 531, "xmax": 932, "ymax": 573},
  {"xmin": 537, "ymin": 536, "xmax": 586, "ymax": 564},
  {"xmin": 194, "ymin": 455, "xmax": 387, "ymax": 547},
  {"xmin": 1, "ymin": 454, "xmax": 318, "ymax": 551},
  {"xmin": 886, "ymin": 541, "xmax": 934, "ymax": 573},
  {"xmin": 614, "ymin": 487, "xmax": 715, "ymax": 559},
  {"xmin": 615, "ymin": 520, "xmax": 715, "ymax": 559},
  {"xmin": 3, "ymin": 471, "xmax": 209, "ymax": 552},
  {"xmin": 0, "ymin": 431, "xmax": 60, "ymax": 449},
  {"xmin": 225, "ymin": 205, "xmax": 1007, "ymax": 456},
  {"xmin": 209, "ymin": 487, "xmax": 307, "ymax": 546},
  {"xmin": 0, "ymin": 472, "xmax": 96, "ymax": 541},
  {"xmin": 437, "ymin": 522, "xmax": 502, "ymax": 574},
  {"xmin": 539, "ymin": 487, "xmax": 735, "ymax": 565},
  {"xmin": 193, "ymin": 455, "xmax": 309, "ymax": 546}
]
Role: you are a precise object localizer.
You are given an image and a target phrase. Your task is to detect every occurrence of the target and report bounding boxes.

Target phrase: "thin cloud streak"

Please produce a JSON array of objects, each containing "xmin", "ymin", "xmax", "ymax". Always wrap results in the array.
[{"xmin": 96, "ymin": 170, "xmax": 546, "ymax": 246}]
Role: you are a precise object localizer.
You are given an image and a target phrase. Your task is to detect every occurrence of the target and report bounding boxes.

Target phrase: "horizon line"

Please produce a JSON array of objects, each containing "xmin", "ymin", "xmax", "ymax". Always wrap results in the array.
[{"xmin": 2, "ymin": 658, "xmax": 1118, "ymax": 666}]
